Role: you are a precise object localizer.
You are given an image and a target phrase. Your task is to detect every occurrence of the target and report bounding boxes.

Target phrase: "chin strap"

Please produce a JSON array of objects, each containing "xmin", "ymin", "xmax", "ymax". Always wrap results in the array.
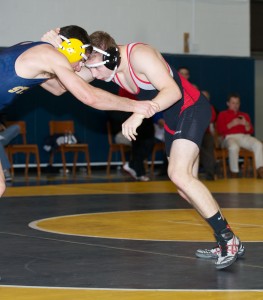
[{"xmin": 105, "ymin": 66, "xmax": 117, "ymax": 82}]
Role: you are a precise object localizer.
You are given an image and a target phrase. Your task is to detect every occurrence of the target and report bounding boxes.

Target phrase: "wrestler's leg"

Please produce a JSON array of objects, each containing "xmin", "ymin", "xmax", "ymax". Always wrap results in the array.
[
  {"xmin": 168, "ymin": 139, "xmax": 219, "ymax": 218},
  {"xmin": 0, "ymin": 161, "xmax": 6, "ymax": 197},
  {"xmin": 168, "ymin": 139, "xmax": 244, "ymax": 269}
]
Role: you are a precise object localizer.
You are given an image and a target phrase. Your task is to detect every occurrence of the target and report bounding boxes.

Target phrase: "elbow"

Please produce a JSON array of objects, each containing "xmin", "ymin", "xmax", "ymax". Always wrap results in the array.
[
  {"xmin": 54, "ymin": 91, "xmax": 65, "ymax": 96},
  {"xmin": 76, "ymin": 86, "xmax": 103, "ymax": 109},
  {"xmin": 43, "ymin": 88, "xmax": 66, "ymax": 97},
  {"xmin": 178, "ymin": 90, "xmax": 182, "ymax": 100},
  {"xmin": 53, "ymin": 88, "xmax": 67, "ymax": 96},
  {"xmin": 174, "ymin": 88, "xmax": 182, "ymax": 102}
]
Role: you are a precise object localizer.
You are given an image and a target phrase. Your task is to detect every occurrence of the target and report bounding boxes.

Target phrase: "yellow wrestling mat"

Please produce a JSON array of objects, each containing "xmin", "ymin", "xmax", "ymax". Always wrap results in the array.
[
  {"xmin": 30, "ymin": 208, "xmax": 263, "ymax": 242},
  {"xmin": 0, "ymin": 286, "xmax": 262, "ymax": 300},
  {"xmin": 2, "ymin": 179, "xmax": 262, "ymax": 300},
  {"xmin": 4, "ymin": 178, "xmax": 263, "ymax": 197}
]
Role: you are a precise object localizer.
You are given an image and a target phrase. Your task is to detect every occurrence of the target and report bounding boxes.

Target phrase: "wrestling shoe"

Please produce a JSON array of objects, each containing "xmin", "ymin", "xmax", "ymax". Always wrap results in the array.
[
  {"xmin": 214, "ymin": 229, "xmax": 240, "ymax": 270},
  {"xmin": 195, "ymin": 240, "xmax": 245, "ymax": 259},
  {"xmin": 123, "ymin": 162, "xmax": 137, "ymax": 180}
]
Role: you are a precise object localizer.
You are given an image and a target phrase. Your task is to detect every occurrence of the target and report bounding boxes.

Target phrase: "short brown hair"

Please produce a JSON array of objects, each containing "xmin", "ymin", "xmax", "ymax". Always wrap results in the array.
[
  {"xmin": 227, "ymin": 92, "xmax": 240, "ymax": 102},
  {"xmin": 60, "ymin": 25, "xmax": 90, "ymax": 45},
  {"xmin": 90, "ymin": 31, "xmax": 118, "ymax": 51}
]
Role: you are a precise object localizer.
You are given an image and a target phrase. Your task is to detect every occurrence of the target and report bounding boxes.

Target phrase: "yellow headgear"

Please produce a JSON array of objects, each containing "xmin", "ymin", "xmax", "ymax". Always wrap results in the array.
[{"xmin": 58, "ymin": 35, "xmax": 90, "ymax": 63}]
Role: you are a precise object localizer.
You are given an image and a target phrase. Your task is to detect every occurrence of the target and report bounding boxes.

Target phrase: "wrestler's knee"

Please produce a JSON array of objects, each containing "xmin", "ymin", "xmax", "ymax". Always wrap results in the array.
[{"xmin": 168, "ymin": 165, "xmax": 187, "ymax": 189}]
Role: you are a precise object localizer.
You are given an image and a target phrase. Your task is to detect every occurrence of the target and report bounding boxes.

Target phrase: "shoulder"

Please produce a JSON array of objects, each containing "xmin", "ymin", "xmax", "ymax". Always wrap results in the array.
[
  {"xmin": 129, "ymin": 43, "xmax": 161, "ymax": 70},
  {"xmin": 17, "ymin": 42, "xmax": 70, "ymax": 78},
  {"xmin": 30, "ymin": 42, "xmax": 60, "ymax": 57},
  {"xmin": 217, "ymin": 110, "xmax": 228, "ymax": 118},
  {"xmin": 242, "ymin": 112, "xmax": 251, "ymax": 119},
  {"xmin": 218, "ymin": 110, "xmax": 227, "ymax": 115},
  {"xmin": 241, "ymin": 111, "xmax": 249, "ymax": 116},
  {"xmin": 19, "ymin": 42, "xmax": 60, "ymax": 63},
  {"xmin": 32, "ymin": 43, "xmax": 69, "ymax": 66},
  {"xmin": 19, "ymin": 41, "xmax": 53, "ymax": 52},
  {"xmin": 129, "ymin": 43, "xmax": 156, "ymax": 59}
]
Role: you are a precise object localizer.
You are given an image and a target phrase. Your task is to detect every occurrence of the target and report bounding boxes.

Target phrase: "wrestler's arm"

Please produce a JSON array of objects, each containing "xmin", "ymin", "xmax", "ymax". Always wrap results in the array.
[
  {"xmin": 122, "ymin": 45, "xmax": 182, "ymax": 140},
  {"xmin": 41, "ymin": 67, "xmax": 94, "ymax": 95},
  {"xmin": 41, "ymin": 30, "xmax": 160, "ymax": 117},
  {"xmin": 40, "ymin": 29, "xmax": 94, "ymax": 94},
  {"xmin": 41, "ymin": 30, "xmax": 180, "ymax": 110},
  {"xmin": 130, "ymin": 44, "xmax": 182, "ymax": 111},
  {"xmin": 41, "ymin": 28, "xmax": 61, "ymax": 47},
  {"xmin": 43, "ymin": 48, "xmax": 158, "ymax": 117},
  {"xmin": 41, "ymin": 78, "xmax": 67, "ymax": 95}
]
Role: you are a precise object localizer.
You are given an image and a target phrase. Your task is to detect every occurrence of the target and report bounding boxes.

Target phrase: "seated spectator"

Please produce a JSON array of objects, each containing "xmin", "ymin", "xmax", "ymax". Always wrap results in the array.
[
  {"xmin": 153, "ymin": 111, "xmax": 165, "ymax": 143},
  {"xmin": 153, "ymin": 111, "xmax": 168, "ymax": 175},
  {"xmin": 178, "ymin": 66, "xmax": 190, "ymax": 81},
  {"xmin": 0, "ymin": 114, "xmax": 21, "ymax": 181},
  {"xmin": 107, "ymin": 110, "xmax": 132, "ymax": 147},
  {"xmin": 108, "ymin": 88, "xmax": 155, "ymax": 181},
  {"xmin": 177, "ymin": 67, "xmax": 216, "ymax": 180},
  {"xmin": 216, "ymin": 93, "xmax": 263, "ymax": 178},
  {"xmin": 178, "ymin": 66, "xmax": 199, "ymax": 89},
  {"xmin": 199, "ymin": 90, "xmax": 217, "ymax": 180}
]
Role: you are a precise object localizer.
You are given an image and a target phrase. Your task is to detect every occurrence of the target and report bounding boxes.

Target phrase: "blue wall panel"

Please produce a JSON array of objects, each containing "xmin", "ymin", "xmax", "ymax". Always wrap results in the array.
[
  {"xmin": 2, "ymin": 54, "xmax": 255, "ymax": 165},
  {"xmin": 163, "ymin": 54, "xmax": 255, "ymax": 120}
]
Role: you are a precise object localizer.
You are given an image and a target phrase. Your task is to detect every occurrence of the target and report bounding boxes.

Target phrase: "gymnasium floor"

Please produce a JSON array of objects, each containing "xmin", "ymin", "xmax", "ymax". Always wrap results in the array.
[{"xmin": 0, "ymin": 167, "xmax": 262, "ymax": 299}]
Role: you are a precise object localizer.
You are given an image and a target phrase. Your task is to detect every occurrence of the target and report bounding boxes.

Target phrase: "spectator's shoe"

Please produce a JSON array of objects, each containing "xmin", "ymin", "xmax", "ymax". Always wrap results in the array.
[
  {"xmin": 257, "ymin": 167, "xmax": 263, "ymax": 179},
  {"xmin": 205, "ymin": 173, "xmax": 215, "ymax": 181},
  {"xmin": 214, "ymin": 229, "xmax": 241, "ymax": 269},
  {"xmin": 230, "ymin": 172, "xmax": 239, "ymax": 178},
  {"xmin": 123, "ymin": 162, "xmax": 137, "ymax": 180},
  {"xmin": 137, "ymin": 175, "xmax": 150, "ymax": 182},
  {"xmin": 195, "ymin": 241, "xmax": 245, "ymax": 259},
  {"xmin": 3, "ymin": 169, "xmax": 12, "ymax": 182}
]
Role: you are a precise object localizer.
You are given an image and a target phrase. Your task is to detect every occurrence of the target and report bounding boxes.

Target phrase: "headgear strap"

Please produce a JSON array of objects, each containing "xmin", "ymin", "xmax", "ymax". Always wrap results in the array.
[{"xmin": 85, "ymin": 46, "xmax": 121, "ymax": 71}]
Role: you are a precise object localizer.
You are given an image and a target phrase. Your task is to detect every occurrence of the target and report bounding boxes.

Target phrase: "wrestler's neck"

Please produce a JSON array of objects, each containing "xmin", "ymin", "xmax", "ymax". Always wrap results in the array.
[{"xmin": 116, "ymin": 45, "xmax": 128, "ymax": 75}]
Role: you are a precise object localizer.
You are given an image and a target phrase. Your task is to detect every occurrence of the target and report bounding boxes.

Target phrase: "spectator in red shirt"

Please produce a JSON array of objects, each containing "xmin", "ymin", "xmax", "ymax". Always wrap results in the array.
[{"xmin": 216, "ymin": 93, "xmax": 263, "ymax": 178}]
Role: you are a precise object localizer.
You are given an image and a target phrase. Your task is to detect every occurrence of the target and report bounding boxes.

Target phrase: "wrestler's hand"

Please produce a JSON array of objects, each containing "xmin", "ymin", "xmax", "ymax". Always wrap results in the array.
[
  {"xmin": 122, "ymin": 114, "xmax": 144, "ymax": 141},
  {"xmin": 133, "ymin": 101, "xmax": 160, "ymax": 118},
  {"xmin": 41, "ymin": 28, "xmax": 62, "ymax": 48}
]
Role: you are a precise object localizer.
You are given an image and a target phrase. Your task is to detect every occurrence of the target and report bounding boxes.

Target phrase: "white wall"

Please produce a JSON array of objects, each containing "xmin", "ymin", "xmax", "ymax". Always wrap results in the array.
[
  {"xmin": 0, "ymin": 0, "xmax": 249, "ymax": 56},
  {"xmin": 2, "ymin": 0, "xmax": 261, "ymax": 136}
]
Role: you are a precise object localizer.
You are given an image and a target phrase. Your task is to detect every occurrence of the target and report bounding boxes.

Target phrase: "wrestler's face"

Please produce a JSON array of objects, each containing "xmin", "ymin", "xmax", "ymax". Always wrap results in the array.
[
  {"xmin": 71, "ymin": 60, "xmax": 83, "ymax": 72},
  {"xmin": 86, "ymin": 53, "xmax": 113, "ymax": 81}
]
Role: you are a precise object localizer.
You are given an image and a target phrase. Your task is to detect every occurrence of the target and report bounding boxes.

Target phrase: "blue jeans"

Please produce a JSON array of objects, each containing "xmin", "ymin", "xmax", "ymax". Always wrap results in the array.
[{"xmin": 0, "ymin": 125, "xmax": 20, "ymax": 170}]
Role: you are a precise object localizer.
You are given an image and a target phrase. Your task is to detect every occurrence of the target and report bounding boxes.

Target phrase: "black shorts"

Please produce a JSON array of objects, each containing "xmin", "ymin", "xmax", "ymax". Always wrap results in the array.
[{"xmin": 164, "ymin": 95, "xmax": 211, "ymax": 156}]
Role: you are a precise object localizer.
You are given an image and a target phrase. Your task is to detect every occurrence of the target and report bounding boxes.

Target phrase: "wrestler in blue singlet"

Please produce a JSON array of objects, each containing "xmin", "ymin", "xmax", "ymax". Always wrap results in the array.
[{"xmin": 0, "ymin": 42, "xmax": 48, "ymax": 110}]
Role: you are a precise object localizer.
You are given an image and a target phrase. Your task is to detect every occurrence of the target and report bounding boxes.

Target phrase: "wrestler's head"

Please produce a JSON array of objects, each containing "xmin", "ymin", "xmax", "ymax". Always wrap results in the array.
[
  {"xmin": 58, "ymin": 25, "xmax": 92, "ymax": 67},
  {"xmin": 85, "ymin": 31, "xmax": 121, "ymax": 82}
]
